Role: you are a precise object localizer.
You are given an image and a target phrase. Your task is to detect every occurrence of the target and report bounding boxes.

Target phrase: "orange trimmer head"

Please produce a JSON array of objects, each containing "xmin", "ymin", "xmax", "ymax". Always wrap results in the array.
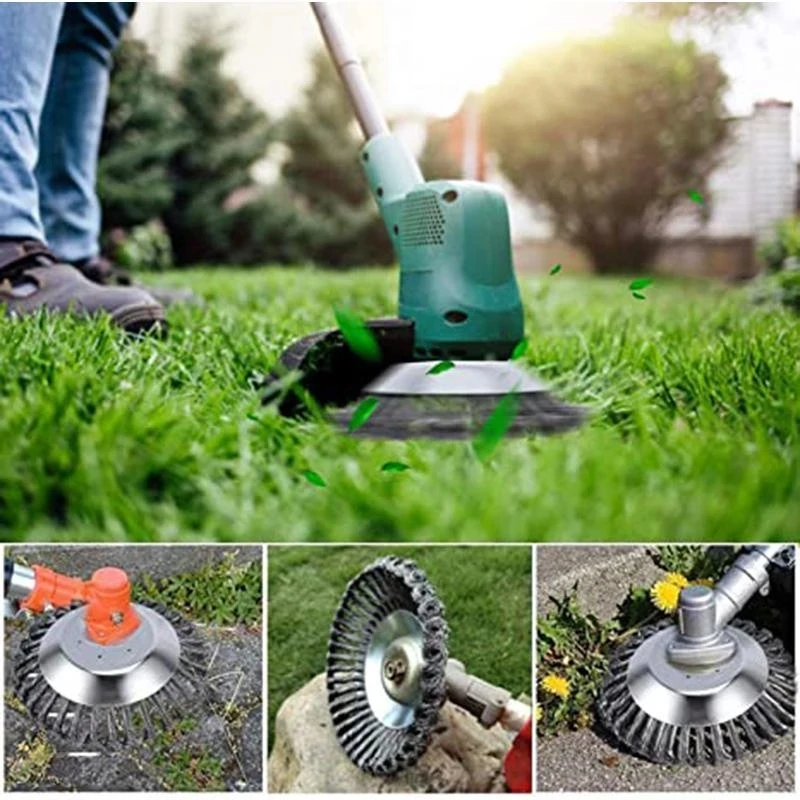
[{"xmin": 5, "ymin": 559, "xmax": 209, "ymax": 750}]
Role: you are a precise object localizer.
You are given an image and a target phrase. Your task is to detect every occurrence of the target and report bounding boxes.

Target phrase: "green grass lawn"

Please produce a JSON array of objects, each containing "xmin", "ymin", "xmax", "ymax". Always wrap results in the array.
[
  {"xmin": 267, "ymin": 544, "xmax": 532, "ymax": 751},
  {"xmin": 0, "ymin": 267, "xmax": 797, "ymax": 540}
]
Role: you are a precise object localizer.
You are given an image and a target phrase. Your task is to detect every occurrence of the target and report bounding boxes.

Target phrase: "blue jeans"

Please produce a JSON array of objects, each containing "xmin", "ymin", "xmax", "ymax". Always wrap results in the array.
[{"xmin": 0, "ymin": 3, "xmax": 135, "ymax": 261}]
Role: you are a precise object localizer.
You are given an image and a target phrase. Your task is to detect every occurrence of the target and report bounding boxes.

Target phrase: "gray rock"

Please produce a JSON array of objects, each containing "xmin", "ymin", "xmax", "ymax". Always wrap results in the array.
[{"xmin": 268, "ymin": 673, "xmax": 510, "ymax": 793}]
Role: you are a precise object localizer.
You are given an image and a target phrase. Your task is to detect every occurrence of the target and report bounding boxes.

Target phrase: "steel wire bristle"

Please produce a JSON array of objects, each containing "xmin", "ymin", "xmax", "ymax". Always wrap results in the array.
[{"xmin": 333, "ymin": 391, "xmax": 587, "ymax": 440}]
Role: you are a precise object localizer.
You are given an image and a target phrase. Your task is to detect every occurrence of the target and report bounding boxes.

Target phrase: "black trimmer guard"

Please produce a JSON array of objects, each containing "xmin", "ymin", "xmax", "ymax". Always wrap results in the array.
[{"xmin": 261, "ymin": 318, "xmax": 415, "ymax": 415}]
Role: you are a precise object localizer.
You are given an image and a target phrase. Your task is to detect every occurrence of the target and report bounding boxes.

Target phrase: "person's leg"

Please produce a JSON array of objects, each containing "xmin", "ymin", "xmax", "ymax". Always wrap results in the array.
[
  {"xmin": 0, "ymin": 3, "xmax": 163, "ymax": 333},
  {"xmin": 0, "ymin": 3, "xmax": 65, "ymax": 241},
  {"xmin": 37, "ymin": 2, "xmax": 136, "ymax": 262},
  {"xmin": 35, "ymin": 2, "xmax": 194, "ymax": 308}
]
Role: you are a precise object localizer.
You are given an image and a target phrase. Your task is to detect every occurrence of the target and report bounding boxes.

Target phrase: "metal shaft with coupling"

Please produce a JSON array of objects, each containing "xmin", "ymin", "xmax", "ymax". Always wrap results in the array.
[
  {"xmin": 669, "ymin": 544, "xmax": 789, "ymax": 668},
  {"xmin": 446, "ymin": 658, "xmax": 529, "ymax": 732}
]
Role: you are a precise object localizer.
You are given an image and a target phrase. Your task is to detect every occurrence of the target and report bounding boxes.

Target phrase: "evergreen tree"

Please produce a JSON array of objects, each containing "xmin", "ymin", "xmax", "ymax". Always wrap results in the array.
[
  {"xmin": 279, "ymin": 50, "xmax": 393, "ymax": 267},
  {"xmin": 98, "ymin": 36, "xmax": 183, "ymax": 231},
  {"xmin": 165, "ymin": 21, "xmax": 274, "ymax": 265}
]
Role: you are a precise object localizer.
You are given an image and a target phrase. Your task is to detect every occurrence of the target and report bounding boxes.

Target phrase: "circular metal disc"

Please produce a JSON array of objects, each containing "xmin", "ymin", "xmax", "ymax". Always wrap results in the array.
[
  {"xmin": 364, "ymin": 360, "xmax": 548, "ymax": 396},
  {"xmin": 364, "ymin": 611, "xmax": 424, "ymax": 728},
  {"xmin": 38, "ymin": 604, "xmax": 181, "ymax": 707},
  {"xmin": 627, "ymin": 624, "xmax": 769, "ymax": 726}
]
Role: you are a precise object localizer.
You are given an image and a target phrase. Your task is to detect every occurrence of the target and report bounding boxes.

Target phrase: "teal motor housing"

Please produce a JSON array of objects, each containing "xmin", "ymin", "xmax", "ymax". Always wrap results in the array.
[{"xmin": 362, "ymin": 133, "xmax": 524, "ymax": 361}]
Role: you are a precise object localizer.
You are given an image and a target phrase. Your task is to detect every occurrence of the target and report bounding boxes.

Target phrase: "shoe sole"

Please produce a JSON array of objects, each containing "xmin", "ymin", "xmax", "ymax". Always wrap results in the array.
[{"xmin": 111, "ymin": 303, "xmax": 168, "ymax": 337}]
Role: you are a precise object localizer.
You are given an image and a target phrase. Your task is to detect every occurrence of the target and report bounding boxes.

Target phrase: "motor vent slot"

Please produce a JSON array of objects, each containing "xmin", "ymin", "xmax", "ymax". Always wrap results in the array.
[{"xmin": 401, "ymin": 191, "xmax": 445, "ymax": 247}]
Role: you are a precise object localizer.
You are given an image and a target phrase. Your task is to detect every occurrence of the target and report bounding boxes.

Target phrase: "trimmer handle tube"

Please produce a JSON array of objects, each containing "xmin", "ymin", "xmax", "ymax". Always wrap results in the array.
[
  {"xmin": 5, "ymin": 559, "xmax": 36, "ymax": 602},
  {"xmin": 713, "ymin": 544, "xmax": 788, "ymax": 630},
  {"xmin": 310, "ymin": 2, "xmax": 388, "ymax": 141}
]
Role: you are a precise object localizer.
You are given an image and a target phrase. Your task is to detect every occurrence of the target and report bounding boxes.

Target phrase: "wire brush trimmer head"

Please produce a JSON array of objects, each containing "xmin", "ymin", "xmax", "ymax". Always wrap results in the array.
[
  {"xmin": 327, "ymin": 557, "xmax": 449, "ymax": 775},
  {"xmin": 326, "ymin": 556, "xmax": 532, "ymax": 788},
  {"xmin": 5, "ymin": 560, "xmax": 209, "ymax": 750},
  {"xmin": 597, "ymin": 545, "xmax": 795, "ymax": 766}
]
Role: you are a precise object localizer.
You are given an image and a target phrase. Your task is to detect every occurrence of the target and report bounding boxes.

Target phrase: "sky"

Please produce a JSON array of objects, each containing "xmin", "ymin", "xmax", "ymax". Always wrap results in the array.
[
  {"xmin": 381, "ymin": 1, "xmax": 800, "ymax": 153},
  {"xmin": 132, "ymin": 1, "xmax": 800, "ymax": 155}
]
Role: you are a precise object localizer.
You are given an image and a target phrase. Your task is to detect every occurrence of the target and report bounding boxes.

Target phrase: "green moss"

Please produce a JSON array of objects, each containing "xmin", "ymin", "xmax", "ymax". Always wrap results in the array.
[
  {"xmin": 4, "ymin": 690, "xmax": 28, "ymax": 715},
  {"xmin": 6, "ymin": 732, "xmax": 55, "ymax": 788},
  {"xmin": 150, "ymin": 717, "xmax": 226, "ymax": 791}
]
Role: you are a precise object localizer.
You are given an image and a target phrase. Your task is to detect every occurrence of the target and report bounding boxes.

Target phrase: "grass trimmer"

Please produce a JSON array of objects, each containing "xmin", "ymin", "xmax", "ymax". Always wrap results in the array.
[
  {"xmin": 597, "ymin": 545, "xmax": 795, "ymax": 765},
  {"xmin": 326, "ymin": 556, "xmax": 531, "ymax": 791},
  {"xmin": 262, "ymin": 2, "xmax": 585, "ymax": 440},
  {"xmin": 5, "ymin": 559, "xmax": 209, "ymax": 750}
]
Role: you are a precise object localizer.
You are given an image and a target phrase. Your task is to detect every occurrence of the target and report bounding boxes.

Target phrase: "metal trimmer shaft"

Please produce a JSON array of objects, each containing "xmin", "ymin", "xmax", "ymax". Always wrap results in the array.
[
  {"xmin": 311, "ymin": 2, "xmax": 388, "ymax": 140},
  {"xmin": 670, "ymin": 545, "xmax": 789, "ymax": 667}
]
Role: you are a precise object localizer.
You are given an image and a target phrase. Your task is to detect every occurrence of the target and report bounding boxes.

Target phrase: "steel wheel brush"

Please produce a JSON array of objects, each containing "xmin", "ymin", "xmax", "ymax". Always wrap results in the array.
[
  {"xmin": 262, "ymin": 2, "xmax": 586, "ymax": 440},
  {"xmin": 5, "ymin": 559, "xmax": 209, "ymax": 750},
  {"xmin": 597, "ymin": 545, "xmax": 795, "ymax": 766},
  {"xmin": 326, "ymin": 556, "xmax": 531, "ymax": 791}
]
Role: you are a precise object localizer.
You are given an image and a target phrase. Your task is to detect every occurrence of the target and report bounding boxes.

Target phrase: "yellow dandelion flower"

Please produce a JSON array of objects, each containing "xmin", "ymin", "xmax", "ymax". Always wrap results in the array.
[
  {"xmin": 664, "ymin": 572, "xmax": 689, "ymax": 588},
  {"xmin": 541, "ymin": 674, "xmax": 570, "ymax": 700},
  {"xmin": 535, "ymin": 704, "xmax": 543, "ymax": 722},
  {"xmin": 693, "ymin": 577, "xmax": 715, "ymax": 588},
  {"xmin": 650, "ymin": 579, "xmax": 681, "ymax": 613}
]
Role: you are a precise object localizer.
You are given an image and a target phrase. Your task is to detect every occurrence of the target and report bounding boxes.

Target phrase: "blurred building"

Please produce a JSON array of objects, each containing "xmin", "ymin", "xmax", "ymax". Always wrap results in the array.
[{"xmin": 432, "ymin": 100, "xmax": 796, "ymax": 279}]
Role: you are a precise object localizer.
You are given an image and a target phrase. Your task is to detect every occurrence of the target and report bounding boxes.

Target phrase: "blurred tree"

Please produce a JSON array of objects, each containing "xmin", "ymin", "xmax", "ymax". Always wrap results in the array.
[
  {"xmin": 483, "ymin": 20, "xmax": 730, "ymax": 273},
  {"xmin": 279, "ymin": 49, "xmax": 393, "ymax": 267},
  {"xmin": 418, "ymin": 123, "xmax": 462, "ymax": 181},
  {"xmin": 165, "ymin": 20, "xmax": 275, "ymax": 265},
  {"xmin": 98, "ymin": 36, "xmax": 183, "ymax": 232}
]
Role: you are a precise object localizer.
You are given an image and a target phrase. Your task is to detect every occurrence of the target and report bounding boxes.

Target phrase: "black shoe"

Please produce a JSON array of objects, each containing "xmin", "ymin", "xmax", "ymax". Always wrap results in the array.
[
  {"xmin": 72, "ymin": 254, "xmax": 198, "ymax": 308},
  {"xmin": 0, "ymin": 240, "xmax": 166, "ymax": 335}
]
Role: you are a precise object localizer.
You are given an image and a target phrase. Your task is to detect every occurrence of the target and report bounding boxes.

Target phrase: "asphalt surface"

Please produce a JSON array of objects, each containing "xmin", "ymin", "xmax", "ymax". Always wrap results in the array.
[
  {"xmin": 537, "ymin": 545, "xmax": 664, "ymax": 619},
  {"xmin": 4, "ymin": 546, "xmax": 263, "ymax": 792},
  {"xmin": 536, "ymin": 545, "xmax": 796, "ymax": 793},
  {"xmin": 537, "ymin": 728, "xmax": 795, "ymax": 792},
  {"xmin": 6, "ymin": 544, "xmax": 259, "ymax": 582}
]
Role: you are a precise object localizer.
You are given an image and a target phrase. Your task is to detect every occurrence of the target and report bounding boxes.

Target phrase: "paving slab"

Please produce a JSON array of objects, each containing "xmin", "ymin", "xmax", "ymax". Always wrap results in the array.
[
  {"xmin": 537, "ymin": 728, "xmax": 795, "ymax": 792},
  {"xmin": 537, "ymin": 545, "xmax": 664, "ymax": 618}
]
